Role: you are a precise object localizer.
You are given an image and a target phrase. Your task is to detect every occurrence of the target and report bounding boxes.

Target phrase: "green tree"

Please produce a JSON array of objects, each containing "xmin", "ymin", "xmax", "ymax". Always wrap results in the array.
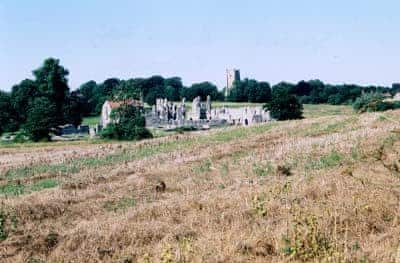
[
  {"xmin": 142, "ymin": 76, "xmax": 164, "ymax": 98},
  {"xmin": 0, "ymin": 91, "xmax": 17, "ymax": 134},
  {"xmin": 33, "ymin": 58, "xmax": 70, "ymax": 125},
  {"xmin": 248, "ymin": 80, "xmax": 271, "ymax": 103},
  {"xmin": 10, "ymin": 79, "xmax": 38, "ymax": 125},
  {"xmin": 164, "ymin": 77, "xmax": 183, "ymax": 101},
  {"xmin": 78, "ymin": 80, "xmax": 98, "ymax": 115},
  {"xmin": 100, "ymin": 104, "xmax": 152, "ymax": 140},
  {"xmin": 112, "ymin": 79, "xmax": 142, "ymax": 101},
  {"xmin": 24, "ymin": 97, "xmax": 57, "ymax": 141},
  {"xmin": 64, "ymin": 91, "xmax": 85, "ymax": 126},
  {"xmin": 182, "ymin": 82, "xmax": 221, "ymax": 101},
  {"xmin": 144, "ymin": 85, "xmax": 166, "ymax": 105},
  {"xmin": 101, "ymin": 78, "xmax": 121, "ymax": 97},
  {"xmin": 228, "ymin": 80, "xmax": 248, "ymax": 102},
  {"xmin": 392, "ymin": 83, "xmax": 400, "ymax": 95},
  {"xmin": 264, "ymin": 86, "xmax": 303, "ymax": 120}
]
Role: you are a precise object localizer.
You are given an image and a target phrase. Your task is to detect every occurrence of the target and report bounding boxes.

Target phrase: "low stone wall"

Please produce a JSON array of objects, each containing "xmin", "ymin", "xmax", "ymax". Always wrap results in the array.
[{"xmin": 145, "ymin": 117, "xmax": 227, "ymax": 129}]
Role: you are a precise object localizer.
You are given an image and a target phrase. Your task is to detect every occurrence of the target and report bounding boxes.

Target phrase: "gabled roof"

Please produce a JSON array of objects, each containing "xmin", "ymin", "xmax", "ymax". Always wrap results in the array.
[{"xmin": 106, "ymin": 99, "xmax": 143, "ymax": 109}]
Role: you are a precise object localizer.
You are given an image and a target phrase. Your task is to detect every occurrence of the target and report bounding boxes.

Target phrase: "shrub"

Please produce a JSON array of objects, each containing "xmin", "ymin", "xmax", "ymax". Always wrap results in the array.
[
  {"xmin": 352, "ymin": 93, "xmax": 400, "ymax": 113},
  {"xmin": 100, "ymin": 104, "xmax": 152, "ymax": 141},
  {"xmin": 13, "ymin": 131, "xmax": 28, "ymax": 143},
  {"xmin": 264, "ymin": 86, "xmax": 303, "ymax": 120}
]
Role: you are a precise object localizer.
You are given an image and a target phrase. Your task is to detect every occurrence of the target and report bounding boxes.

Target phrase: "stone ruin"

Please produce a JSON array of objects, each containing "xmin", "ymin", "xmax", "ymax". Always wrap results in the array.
[
  {"xmin": 146, "ymin": 96, "xmax": 271, "ymax": 129},
  {"xmin": 146, "ymin": 98, "xmax": 186, "ymax": 127},
  {"xmin": 190, "ymin": 95, "xmax": 211, "ymax": 121}
]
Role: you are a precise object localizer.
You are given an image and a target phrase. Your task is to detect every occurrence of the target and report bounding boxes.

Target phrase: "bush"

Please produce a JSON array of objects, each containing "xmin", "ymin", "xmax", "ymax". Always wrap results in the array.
[
  {"xmin": 99, "ymin": 124, "xmax": 119, "ymax": 140},
  {"xmin": 352, "ymin": 93, "xmax": 400, "ymax": 113},
  {"xmin": 13, "ymin": 131, "xmax": 28, "ymax": 143},
  {"xmin": 100, "ymin": 104, "xmax": 153, "ymax": 141},
  {"xmin": 264, "ymin": 86, "xmax": 303, "ymax": 120}
]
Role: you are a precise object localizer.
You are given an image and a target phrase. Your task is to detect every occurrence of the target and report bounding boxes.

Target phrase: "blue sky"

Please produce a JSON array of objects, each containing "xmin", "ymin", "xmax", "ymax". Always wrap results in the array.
[{"xmin": 1, "ymin": 0, "xmax": 399, "ymax": 91}]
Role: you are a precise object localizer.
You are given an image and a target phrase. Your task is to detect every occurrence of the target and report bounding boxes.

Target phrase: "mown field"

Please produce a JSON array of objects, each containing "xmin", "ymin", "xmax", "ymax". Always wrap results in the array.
[{"xmin": 0, "ymin": 105, "xmax": 400, "ymax": 262}]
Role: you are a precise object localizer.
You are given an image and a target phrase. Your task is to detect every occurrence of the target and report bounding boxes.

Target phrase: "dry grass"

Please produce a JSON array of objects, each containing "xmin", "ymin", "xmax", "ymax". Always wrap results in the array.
[{"xmin": 0, "ymin": 107, "xmax": 400, "ymax": 262}]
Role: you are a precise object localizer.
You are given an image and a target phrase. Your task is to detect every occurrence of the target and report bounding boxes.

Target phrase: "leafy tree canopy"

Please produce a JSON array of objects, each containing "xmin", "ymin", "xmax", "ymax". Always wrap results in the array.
[
  {"xmin": 24, "ymin": 97, "xmax": 57, "ymax": 141},
  {"xmin": 264, "ymin": 86, "xmax": 303, "ymax": 121}
]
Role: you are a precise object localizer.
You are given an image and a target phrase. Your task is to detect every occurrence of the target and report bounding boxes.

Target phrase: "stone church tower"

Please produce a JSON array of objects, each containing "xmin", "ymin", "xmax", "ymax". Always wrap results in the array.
[{"xmin": 225, "ymin": 69, "xmax": 241, "ymax": 98}]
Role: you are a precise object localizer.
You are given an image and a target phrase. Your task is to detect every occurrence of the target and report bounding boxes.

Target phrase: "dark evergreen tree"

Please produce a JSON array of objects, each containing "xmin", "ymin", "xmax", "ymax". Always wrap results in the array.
[{"xmin": 32, "ymin": 58, "xmax": 70, "ymax": 125}]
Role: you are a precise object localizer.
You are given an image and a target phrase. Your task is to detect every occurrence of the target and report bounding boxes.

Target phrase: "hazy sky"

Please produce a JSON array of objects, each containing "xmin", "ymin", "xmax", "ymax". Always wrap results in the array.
[{"xmin": 1, "ymin": 0, "xmax": 399, "ymax": 91}]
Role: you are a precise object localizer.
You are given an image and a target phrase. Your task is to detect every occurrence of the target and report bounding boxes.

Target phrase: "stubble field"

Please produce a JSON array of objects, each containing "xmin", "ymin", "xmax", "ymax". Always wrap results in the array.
[{"xmin": 0, "ymin": 105, "xmax": 399, "ymax": 262}]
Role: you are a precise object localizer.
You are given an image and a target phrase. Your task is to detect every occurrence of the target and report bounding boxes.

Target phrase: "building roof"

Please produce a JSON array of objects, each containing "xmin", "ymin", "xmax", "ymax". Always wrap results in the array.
[{"xmin": 107, "ymin": 99, "xmax": 143, "ymax": 109}]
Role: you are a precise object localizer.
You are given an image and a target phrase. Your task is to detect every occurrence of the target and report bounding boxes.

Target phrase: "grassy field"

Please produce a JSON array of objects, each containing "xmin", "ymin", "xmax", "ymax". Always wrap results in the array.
[
  {"xmin": 1, "ymin": 105, "xmax": 400, "ymax": 262},
  {"xmin": 302, "ymin": 104, "xmax": 354, "ymax": 119},
  {"xmin": 82, "ymin": 116, "xmax": 100, "ymax": 127},
  {"xmin": 81, "ymin": 103, "xmax": 352, "ymax": 129}
]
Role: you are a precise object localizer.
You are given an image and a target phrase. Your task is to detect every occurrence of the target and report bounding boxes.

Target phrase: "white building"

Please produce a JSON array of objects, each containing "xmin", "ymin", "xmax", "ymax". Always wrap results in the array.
[{"xmin": 393, "ymin": 93, "xmax": 400, "ymax": 101}]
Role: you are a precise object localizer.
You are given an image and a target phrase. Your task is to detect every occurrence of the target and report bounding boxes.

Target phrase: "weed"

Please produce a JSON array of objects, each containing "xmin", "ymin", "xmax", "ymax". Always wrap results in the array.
[
  {"xmin": 284, "ymin": 208, "xmax": 336, "ymax": 261},
  {"xmin": 252, "ymin": 194, "xmax": 268, "ymax": 217},
  {"xmin": 121, "ymin": 256, "xmax": 134, "ymax": 263},
  {"xmin": 30, "ymin": 179, "xmax": 58, "ymax": 192},
  {"xmin": 0, "ymin": 210, "xmax": 8, "ymax": 241},
  {"xmin": 253, "ymin": 161, "xmax": 273, "ymax": 177},
  {"xmin": 195, "ymin": 159, "xmax": 212, "ymax": 174},
  {"xmin": 104, "ymin": 197, "xmax": 136, "ymax": 212},
  {"xmin": 45, "ymin": 232, "xmax": 59, "ymax": 249},
  {"xmin": 0, "ymin": 179, "xmax": 58, "ymax": 197},
  {"xmin": 277, "ymin": 165, "xmax": 292, "ymax": 177},
  {"xmin": 352, "ymin": 241, "xmax": 360, "ymax": 251},
  {"xmin": 306, "ymin": 150, "xmax": 343, "ymax": 170},
  {"xmin": 178, "ymin": 237, "xmax": 194, "ymax": 261},
  {"xmin": 378, "ymin": 115, "xmax": 387, "ymax": 121},
  {"xmin": 219, "ymin": 162, "xmax": 229, "ymax": 176},
  {"xmin": 155, "ymin": 180, "xmax": 166, "ymax": 192},
  {"xmin": 320, "ymin": 150, "xmax": 342, "ymax": 168},
  {"xmin": 0, "ymin": 183, "xmax": 25, "ymax": 196},
  {"xmin": 351, "ymin": 143, "xmax": 363, "ymax": 161},
  {"xmin": 139, "ymin": 254, "xmax": 151, "ymax": 263},
  {"xmin": 160, "ymin": 245, "xmax": 174, "ymax": 263}
]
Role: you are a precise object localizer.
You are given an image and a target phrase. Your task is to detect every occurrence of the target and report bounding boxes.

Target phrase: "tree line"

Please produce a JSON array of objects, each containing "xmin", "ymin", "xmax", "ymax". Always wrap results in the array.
[
  {"xmin": 228, "ymin": 79, "xmax": 400, "ymax": 105},
  {"xmin": 0, "ymin": 58, "xmax": 84, "ymax": 141},
  {"xmin": 1, "ymin": 57, "xmax": 400, "ymax": 140},
  {"xmin": 78, "ymin": 77, "xmax": 224, "ymax": 116}
]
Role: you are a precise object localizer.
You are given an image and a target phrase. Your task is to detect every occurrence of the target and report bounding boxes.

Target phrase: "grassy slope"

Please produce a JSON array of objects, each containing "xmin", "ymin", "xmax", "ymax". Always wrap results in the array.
[{"xmin": 1, "ymin": 105, "xmax": 400, "ymax": 262}]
